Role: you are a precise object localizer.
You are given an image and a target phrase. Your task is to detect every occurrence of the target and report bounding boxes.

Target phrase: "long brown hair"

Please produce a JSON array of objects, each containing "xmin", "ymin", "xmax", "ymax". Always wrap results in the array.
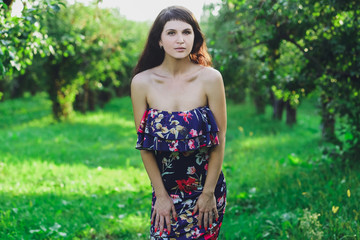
[{"xmin": 133, "ymin": 6, "xmax": 212, "ymax": 76}]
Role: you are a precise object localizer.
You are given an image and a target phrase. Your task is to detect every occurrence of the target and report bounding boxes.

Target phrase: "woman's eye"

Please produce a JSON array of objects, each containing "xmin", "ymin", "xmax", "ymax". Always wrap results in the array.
[
  {"xmin": 184, "ymin": 31, "xmax": 191, "ymax": 35},
  {"xmin": 168, "ymin": 31, "xmax": 175, "ymax": 35}
]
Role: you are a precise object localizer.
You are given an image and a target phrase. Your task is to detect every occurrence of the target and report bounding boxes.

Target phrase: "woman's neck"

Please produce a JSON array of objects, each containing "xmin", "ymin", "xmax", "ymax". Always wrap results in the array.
[{"xmin": 159, "ymin": 54, "xmax": 195, "ymax": 77}]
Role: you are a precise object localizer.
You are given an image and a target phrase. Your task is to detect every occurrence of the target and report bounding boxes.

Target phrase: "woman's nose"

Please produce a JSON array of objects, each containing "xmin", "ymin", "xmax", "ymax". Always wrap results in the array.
[{"xmin": 176, "ymin": 34, "xmax": 184, "ymax": 43}]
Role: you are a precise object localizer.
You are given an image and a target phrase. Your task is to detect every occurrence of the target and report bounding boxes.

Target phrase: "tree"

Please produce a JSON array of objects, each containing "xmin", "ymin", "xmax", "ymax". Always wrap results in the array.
[
  {"xmin": 0, "ymin": 0, "xmax": 63, "ymax": 101},
  {"xmin": 203, "ymin": 0, "xmax": 360, "ymax": 159}
]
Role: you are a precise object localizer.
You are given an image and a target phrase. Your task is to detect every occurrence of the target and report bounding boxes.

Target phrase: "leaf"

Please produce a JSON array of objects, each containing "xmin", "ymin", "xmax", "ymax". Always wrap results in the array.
[
  {"xmin": 0, "ymin": 60, "xmax": 5, "ymax": 76},
  {"xmin": 344, "ymin": 132, "xmax": 353, "ymax": 141},
  {"xmin": 0, "ymin": 2, "xmax": 8, "ymax": 10},
  {"xmin": 156, "ymin": 132, "xmax": 164, "ymax": 138},
  {"xmin": 266, "ymin": 220, "xmax": 275, "ymax": 226},
  {"xmin": 161, "ymin": 172, "xmax": 175, "ymax": 177},
  {"xmin": 49, "ymin": 222, "xmax": 61, "ymax": 232},
  {"xmin": 49, "ymin": 4, "xmax": 61, "ymax": 12}
]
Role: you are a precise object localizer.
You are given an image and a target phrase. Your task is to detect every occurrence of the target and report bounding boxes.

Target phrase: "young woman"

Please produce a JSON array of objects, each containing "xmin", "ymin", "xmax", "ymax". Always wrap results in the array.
[{"xmin": 131, "ymin": 6, "xmax": 227, "ymax": 240}]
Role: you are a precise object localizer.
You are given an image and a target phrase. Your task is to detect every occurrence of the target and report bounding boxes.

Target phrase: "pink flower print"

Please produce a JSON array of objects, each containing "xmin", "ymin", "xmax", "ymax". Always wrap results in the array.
[
  {"xmin": 210, "ymin": 133, "xmax": 219, "ymax": 144},
  {"xmin": 178, "ymin": 112, "xmax": 193, "ymax": 124},
  {"xmin": 204, "ymin": 224, "xmax": 220, "ymax": 240},
  {"xmin": 190, "ymin": 129, "xmax": 198, "ymax": 137},
  {"xmin": 188, "ymin": 139, "xmax": 196, "ymax": 149},
  {"xmin": 204, "ymin": 163, "xmax": 208, "ymax": 171},
  {"xmin": 148, "ymin": 109, "xmax": 157, "ymax": 118},
  {"xmin": 137, "ymin": 111, "xmax": 148, "ymax": 133},
  {"xmin": 169, "ymin": 140, "xmax": 179, "ymax": 151},
  {"xmin": 217, "ymin": 196, "xmax": 224, "ymax": 207},
  {"xmin": 187, "ymin": 166, "xmax": 196, "ymax": 175},
  {"xmin": 191, "ymin": 227, "xmax": 201, "ymax": 238},
  {"xmin": 170, "ymin": 194, "xmax": 182, "ymax": 204},
  {"xmin": 214, "ymin": 135, "xmax": 219, "ymax": 144}
]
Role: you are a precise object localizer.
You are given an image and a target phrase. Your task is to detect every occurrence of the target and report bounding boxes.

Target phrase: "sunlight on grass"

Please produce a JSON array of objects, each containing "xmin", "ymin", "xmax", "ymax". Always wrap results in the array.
[
  {"xmin": 71, "ymin": 112, "xmax": 135, "ymax": 128},
  {"xmin": 236, "ymin": 134, "xmax": 296, "ymax": 150},
  {"xmin": 0, "ymin": 160, "xmax": 150, "ymax": 195}
]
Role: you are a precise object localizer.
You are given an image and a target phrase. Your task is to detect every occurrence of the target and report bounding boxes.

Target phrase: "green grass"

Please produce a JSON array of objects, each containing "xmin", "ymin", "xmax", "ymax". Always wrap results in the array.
[{"xmin": 0, "ymin": 93, "xmax": 359, "ymax": 239}]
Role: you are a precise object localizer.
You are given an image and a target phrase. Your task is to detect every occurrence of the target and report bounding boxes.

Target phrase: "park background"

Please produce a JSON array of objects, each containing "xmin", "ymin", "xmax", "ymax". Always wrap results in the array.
[{"xmin": 1, "ymin": 0, "xmax": 359, "ymax": 239}]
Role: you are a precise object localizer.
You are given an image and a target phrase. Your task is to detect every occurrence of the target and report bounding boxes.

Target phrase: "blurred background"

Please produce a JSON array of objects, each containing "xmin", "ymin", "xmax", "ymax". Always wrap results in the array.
[{"xmin": 0, "ymin": 0, "xmax": 359, "ymax": 239}]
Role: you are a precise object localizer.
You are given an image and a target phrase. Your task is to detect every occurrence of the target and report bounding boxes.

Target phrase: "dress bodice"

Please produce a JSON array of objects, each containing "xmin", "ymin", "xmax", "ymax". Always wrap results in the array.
[{"xmin": 136, "ymin": 106, "xmax": 219, "ymax": 152}]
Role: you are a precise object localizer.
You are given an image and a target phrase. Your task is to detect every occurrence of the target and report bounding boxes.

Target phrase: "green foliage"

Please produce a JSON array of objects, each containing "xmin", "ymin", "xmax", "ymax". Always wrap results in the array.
[
  {"xmin": 37, "ymin": 2, "xmax": 148, "ymax": 119},
  {"xmin": 299, "ymin": 209, "xmax": 324, "ymax": 240},
  {"xmin": 202, "ymin": 4, "xmax": 253, "ymax": 104},
  {"xmin": 0, "ymin": 0, "xmax": 63, "ymax": 100},
  {"xmin": 42, "ymin": 2, "xmax": 147, "ymax": 92},
  {"xmin": 203, "ymin": 0, "xmax": 360, "ymax": 160},
  {"xmin": 1, "ymin": 1, "xmax": 148, "ymax": 119}
]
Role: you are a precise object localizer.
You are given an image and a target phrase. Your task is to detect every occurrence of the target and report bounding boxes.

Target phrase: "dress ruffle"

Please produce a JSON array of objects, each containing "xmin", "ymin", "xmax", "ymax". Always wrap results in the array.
[{"xmin": 136, "ymin": 106, "xmax": 219, "ymax": 152}]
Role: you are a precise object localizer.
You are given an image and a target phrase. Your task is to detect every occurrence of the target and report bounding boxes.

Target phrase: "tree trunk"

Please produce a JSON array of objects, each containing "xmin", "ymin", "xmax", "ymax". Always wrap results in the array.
[
  {"xmin": 74, "ymin": 80, "xmax": 89, "ymax": 113},
  {"xmin": 47, "ymin": 59, "xmax": 73, "ymax": 121},
  {"xmin": 273, "ymin": 98, "xmax": 285, "ymax": 120},
  {"xmin": 98, "ymin": 89, "xmax": 112, "ymax": 108},
  {"xmin": 88, "ymin": 87, "xmax": 96, "ymax": 111},
  {"xmin": 10, "ymin": 74, "xmax": 26, "ymax": 99},
  {"xmin": 320, "ymin": 94, "xmax": 337, "ymax": 142},
  {"xmin": 0, "ymin": 79, "xmax": 5, "ymax": 101},
  {"xmin": 254, "ymin": 95, "xmax": 266, "ymax": 114},
  {"xmin": 286, "ymin": 101, "xmax": 296, "ymax": 125},
  {"xmin": 115, "ymin": 85, "xmax": 131, "ymax": 97}
]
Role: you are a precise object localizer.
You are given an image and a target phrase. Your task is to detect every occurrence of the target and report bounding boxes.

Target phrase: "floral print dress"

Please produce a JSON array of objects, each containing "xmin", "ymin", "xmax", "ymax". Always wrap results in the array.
[{"xmin": 136, "ymin": 106, "xmax": 226, "ymax": 240}]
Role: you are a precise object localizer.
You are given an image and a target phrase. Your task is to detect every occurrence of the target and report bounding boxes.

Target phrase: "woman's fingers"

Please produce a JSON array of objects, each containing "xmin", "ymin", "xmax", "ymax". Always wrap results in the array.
[
  {"xmin": 193, "ymin": 204, "xmax": 198, "ymax": 216},
  {"xmin": 165, "ymin": 213, "xmax": 172, "ymax": 234},
  {"xmin": 209, "ymin": 210, "xmax": 213, "ymax": 228},
  {"xmin": 154, "ymin": 211, "xmax": 160, "ymax": 232},
  {"xmin": 214, "ymin": 208, "xmax": 219, "ymax": 222},
  {"xmin": 203, "ymin": 211, "xmax": 209, "ymax": 230},
  {"xmin": 151, "ymin": 209, "xmax": 155, "ymax": 225},
  {"xmin": 197, "ymin": 210, "xmax": 203, "ymax": 229},
  {"xmin": 159, "ymin": 215, "xmax": 165, "ymax": 236},
  {"xmin": 194, "ymin": 193, "xmax": 219, "ymax": 231},
  {"xmin": 172, "ymin": 204, "xmax": 178, "ymax": 222}
]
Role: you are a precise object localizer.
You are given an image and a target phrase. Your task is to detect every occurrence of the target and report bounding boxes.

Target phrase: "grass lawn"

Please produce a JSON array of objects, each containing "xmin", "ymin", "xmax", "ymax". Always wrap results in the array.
[{"xmin": 0, "ymin": 93, "xmax": 359, "ymax": 239}]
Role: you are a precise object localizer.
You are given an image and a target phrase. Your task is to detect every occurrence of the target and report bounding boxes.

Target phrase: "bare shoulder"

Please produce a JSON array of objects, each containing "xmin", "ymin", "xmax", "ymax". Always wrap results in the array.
[
  {"xmin": 131, "ymin": 69, "xmax": 152, "ymax": 90},
  {"xmin": 200, "ymin": 66, "xmax": 223, "ymax": 86}
]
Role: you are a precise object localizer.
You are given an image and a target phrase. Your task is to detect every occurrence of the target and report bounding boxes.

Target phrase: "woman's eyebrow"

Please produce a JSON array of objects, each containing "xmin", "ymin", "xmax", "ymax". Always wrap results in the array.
[{"xmin": 165, "ymin": 28, "xmax": 192, "ymax": 32}]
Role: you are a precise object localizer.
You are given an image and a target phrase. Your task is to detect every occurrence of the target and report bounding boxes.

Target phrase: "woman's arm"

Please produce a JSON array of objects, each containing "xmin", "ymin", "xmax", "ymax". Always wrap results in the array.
[
  {"xmin": 131, "ymin": 75, "xmax": 177, "ymax": 236},
  {"xmin": 193, "ymin": 68, "xmax": 227, "ymax": 230}
]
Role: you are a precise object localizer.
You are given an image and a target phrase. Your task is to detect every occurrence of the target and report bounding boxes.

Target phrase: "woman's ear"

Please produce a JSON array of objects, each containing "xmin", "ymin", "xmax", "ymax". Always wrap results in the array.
[{"xmin": 159, "ymin": 40, "xmax": 163, "ymax": 48}]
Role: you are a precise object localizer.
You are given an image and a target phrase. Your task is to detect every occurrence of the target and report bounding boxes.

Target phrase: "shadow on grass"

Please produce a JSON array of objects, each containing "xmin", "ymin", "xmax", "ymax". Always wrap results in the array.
[
  {"xmin": 1, "ymin": 122, "xmax": 141, "ymax": 169},
  {"xmin": 0, "ymin": 95, "xmax": 141, "ymax": 169},
  {"xmin": 0, "ymin": 93, "xmax": 53, "ymax": 129}
]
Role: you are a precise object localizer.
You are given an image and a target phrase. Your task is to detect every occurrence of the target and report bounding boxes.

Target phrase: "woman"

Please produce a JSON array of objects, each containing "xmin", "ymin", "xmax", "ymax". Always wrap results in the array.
[{"xmin": 131, "ymin": 6, "xmax": 227, "ymax": 240}]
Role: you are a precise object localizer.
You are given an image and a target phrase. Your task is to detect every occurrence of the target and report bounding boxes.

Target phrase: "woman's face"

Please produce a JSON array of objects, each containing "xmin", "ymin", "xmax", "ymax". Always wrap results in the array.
[{"xmin": 159, "ymin": 20, "xmax": 195, "ymax": 60}]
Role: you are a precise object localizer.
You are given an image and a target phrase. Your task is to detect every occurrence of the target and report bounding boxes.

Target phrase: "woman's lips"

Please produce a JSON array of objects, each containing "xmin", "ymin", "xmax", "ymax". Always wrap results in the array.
[{"xmin": 175, "ymin": 47, "xmax": 186, "ymax": 51}]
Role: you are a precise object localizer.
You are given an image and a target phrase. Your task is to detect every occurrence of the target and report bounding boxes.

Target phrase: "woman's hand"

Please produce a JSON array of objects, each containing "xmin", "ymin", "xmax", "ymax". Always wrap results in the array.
[
  {"xmin": 151, "ymin": 194, "xmax": 178, "ymax": 236},
  {"xmin": 193, "ymin": 192, "xmax": 219, "ymax": 230}
]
